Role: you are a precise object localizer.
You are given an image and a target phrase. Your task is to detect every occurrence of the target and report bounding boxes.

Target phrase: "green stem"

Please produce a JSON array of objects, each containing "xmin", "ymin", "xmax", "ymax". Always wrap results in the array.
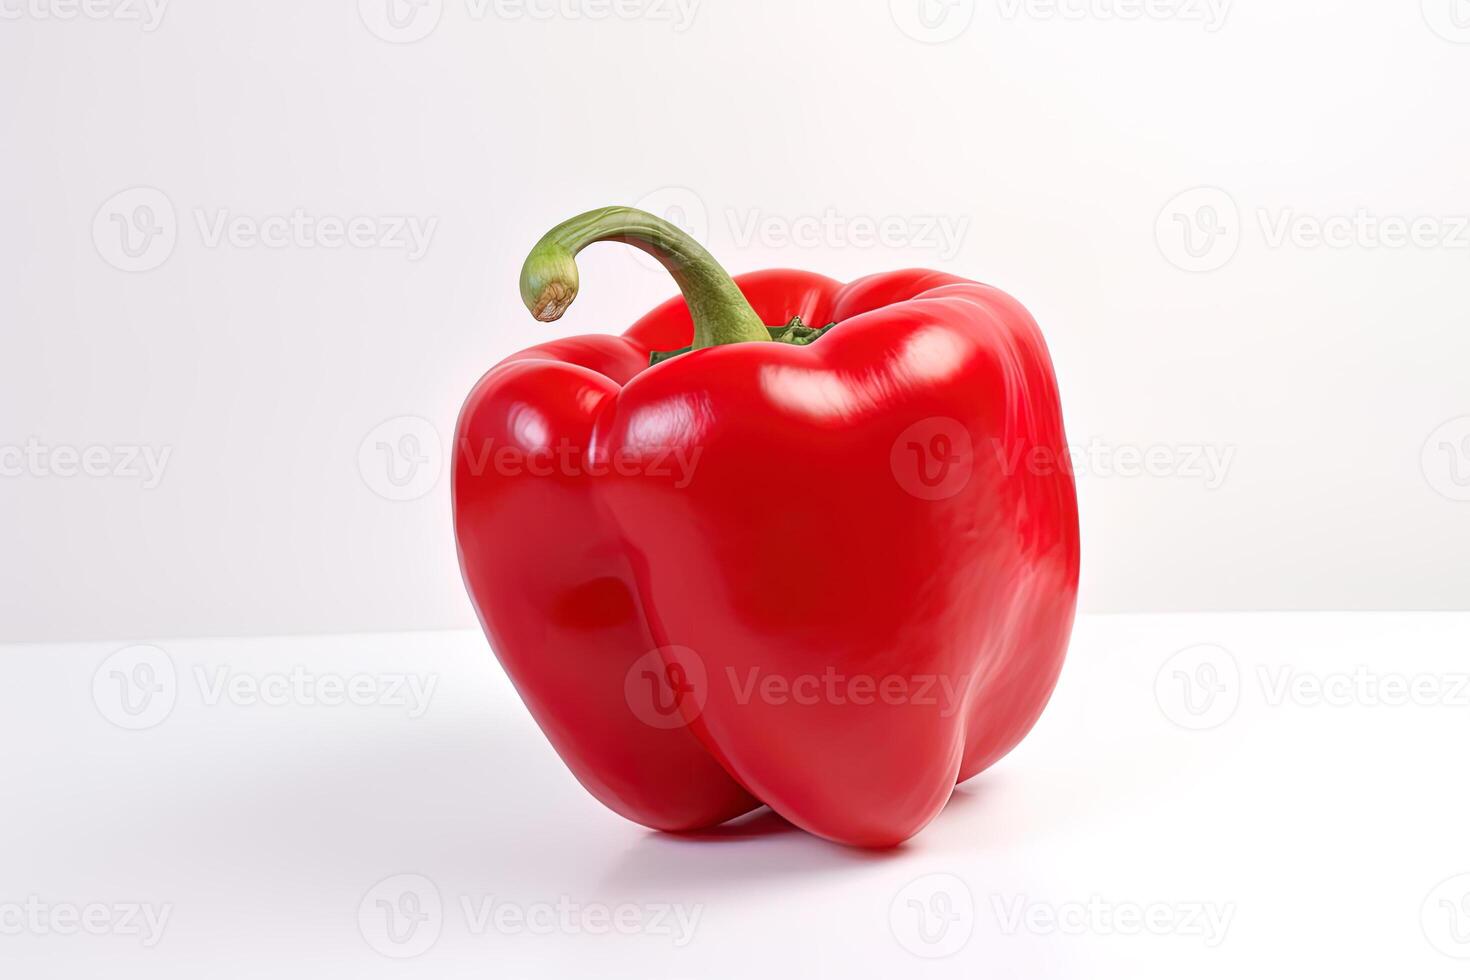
[{"xmin": 519, "ymin": 207, "xmax": 770, "ymax": 350}]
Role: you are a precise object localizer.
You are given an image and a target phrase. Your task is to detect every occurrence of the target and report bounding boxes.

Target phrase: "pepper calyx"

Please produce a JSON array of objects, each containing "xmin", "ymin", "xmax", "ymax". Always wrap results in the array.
[{"xmin": 648, "ymin": 316, "xmax": 836, "ymax": 367}]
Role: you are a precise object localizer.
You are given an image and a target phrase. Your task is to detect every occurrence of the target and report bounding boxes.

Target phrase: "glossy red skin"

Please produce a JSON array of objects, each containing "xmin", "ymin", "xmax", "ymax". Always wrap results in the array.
[{"xmin": 453, "ymin": 269, "xmax": 1079, "ymax": 847}]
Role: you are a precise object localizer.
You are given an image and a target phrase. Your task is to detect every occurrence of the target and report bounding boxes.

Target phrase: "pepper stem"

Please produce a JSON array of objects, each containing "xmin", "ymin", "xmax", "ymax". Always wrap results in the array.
[{"xmin": 519, "ymin": 207, "xmax": 770, "ymax": 350}]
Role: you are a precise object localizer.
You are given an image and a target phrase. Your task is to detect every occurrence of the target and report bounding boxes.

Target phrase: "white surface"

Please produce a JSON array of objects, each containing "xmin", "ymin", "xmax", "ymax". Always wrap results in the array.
[
  {"xmin": 4, "ymin": 5, "xmax": 1470, "ymax": 642},
  {"xmin": 6, "ymin": 612, "xmax": 1469, "ymax": 977}
]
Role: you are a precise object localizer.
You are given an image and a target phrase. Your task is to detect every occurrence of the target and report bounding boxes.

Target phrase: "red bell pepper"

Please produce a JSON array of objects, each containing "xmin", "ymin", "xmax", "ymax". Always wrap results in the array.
[{"xmin": 453, "ymin": 207, "xmax": 1079, "ymax": 847}]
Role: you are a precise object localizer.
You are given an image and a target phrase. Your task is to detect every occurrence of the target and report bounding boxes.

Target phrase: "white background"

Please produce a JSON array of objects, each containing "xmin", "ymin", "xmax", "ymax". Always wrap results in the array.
[
  {"xmin": 7, "ymin": 615, "xmax": 1470, "ymax": 977},
  {"xmin": 4, "ymin": 1, "xmax": 1469, "ymax": 643},
  {"xmin": 5, "ymin": 4, "xmax": 1470, "ymax": 977}
]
